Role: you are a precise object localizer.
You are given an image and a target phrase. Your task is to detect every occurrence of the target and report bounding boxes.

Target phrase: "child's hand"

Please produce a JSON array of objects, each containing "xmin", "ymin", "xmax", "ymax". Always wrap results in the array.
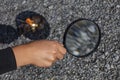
[{"xmin": 12, "ymin": 40, "xmax": 66, "ymax": 68}]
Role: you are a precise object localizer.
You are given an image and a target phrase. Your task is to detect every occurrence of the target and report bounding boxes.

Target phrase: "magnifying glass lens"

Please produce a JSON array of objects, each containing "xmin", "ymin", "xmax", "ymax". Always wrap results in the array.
[{"xmin": 64, "ymin": 19, "xmax": 101, "ymax": 57}]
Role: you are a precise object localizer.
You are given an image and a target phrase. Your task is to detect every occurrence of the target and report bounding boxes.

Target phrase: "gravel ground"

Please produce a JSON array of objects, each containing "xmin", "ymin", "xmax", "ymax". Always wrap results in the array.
[{"xmin": 0, "ymin": 0, "xmax": 120, "ymax": 80}]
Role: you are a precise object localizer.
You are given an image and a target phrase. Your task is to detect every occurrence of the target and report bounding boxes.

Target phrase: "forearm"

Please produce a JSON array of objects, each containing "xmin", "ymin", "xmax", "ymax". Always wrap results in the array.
[
  {"xmin": 0, "ymin": 40, "xmax": 66, "ymax": 74},
  {"xmin": 12, "ymin": 44, "xmax": 32, "ymax": 68},
  {"xmin": 0, "ymin": 47, "xmax": 17, "ymax": 74},
  {"xmin": 0, "ymin": 44, "xmax": 32, "ymax": 75}
]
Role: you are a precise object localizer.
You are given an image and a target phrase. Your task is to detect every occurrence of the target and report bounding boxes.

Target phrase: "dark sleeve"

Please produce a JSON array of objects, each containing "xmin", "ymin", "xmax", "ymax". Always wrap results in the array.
[{"xmin": 0, "ymin": 47, "xmax": 17, "ymax": 75}]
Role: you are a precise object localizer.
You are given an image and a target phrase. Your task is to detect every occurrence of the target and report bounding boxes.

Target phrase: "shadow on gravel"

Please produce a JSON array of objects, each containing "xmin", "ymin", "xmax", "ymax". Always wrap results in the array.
[
  {"xmin": 0, "ymin": 24, "xmax": 18, "ymax": 44},
  {"xmin": 15, "ymin": 10, "xmax": 51, "ymax": 40}
]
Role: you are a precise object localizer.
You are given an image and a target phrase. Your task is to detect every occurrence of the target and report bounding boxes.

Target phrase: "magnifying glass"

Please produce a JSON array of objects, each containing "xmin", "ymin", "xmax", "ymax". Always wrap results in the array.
[{"xmin": 63, "ymin": 19, "xmax": 101, "ymax": 57}]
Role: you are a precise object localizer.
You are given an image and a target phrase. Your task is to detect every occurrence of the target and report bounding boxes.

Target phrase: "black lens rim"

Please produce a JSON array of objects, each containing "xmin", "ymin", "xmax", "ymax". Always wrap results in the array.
[{"xmin": 63, "ymin": 18, "xmax": 101, "ymax": 57}]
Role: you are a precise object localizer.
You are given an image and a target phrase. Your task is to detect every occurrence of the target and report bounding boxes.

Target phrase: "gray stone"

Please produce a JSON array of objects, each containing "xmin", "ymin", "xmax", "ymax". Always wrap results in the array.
[{"xmin": 0, "ymin": 0, "xmax": 120, "ymax": 80}]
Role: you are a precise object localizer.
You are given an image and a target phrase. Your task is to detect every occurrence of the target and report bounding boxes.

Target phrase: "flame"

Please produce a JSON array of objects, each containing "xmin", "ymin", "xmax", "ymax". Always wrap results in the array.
[
  {"xmin": 25, "ymin": 18, "xmax": 34, "ymax": 26},
  {"xmin": 25, "ymin": 18, "xmax": 38, "ymax": 32}
]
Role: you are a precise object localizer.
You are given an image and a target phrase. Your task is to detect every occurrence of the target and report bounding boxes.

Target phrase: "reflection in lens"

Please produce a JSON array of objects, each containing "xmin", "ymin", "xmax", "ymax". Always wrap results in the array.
[{"xmin": 64, "ymin": 19, "xmax": 100, "ymax": 57}]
